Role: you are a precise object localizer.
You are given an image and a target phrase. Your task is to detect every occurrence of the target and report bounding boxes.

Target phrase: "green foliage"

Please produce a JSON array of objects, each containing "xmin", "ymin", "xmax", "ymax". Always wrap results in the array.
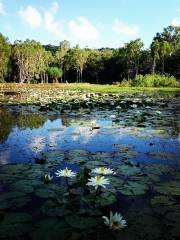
[
  {"xmin": 0, "ymin": 33, "xmax": 11, "ymax": 82},
  {"xmin": 132, "ymin": 74, "xmax": 178, "ymax": 87},
  {"xmin": 0, "ymin": 24, "xmax": 180, "ymax": 84},
  {"xmin": 120, "ymin": 79, "xmax": 132, "ymax": 87},
  {"xmin": 46, "ymin": 67, "xmax": 63, "ymax": 83}
]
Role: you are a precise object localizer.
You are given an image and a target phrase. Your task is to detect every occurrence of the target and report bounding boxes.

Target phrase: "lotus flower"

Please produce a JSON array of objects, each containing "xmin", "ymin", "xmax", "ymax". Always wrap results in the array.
[
  {"xmin": 87, "ymin": 176, "xmax": 110, "ymax": 189},
  {"xmin": 102, "ymin": 211, "xmax": 127, "ymax": 230},
  {"xmin": 44, "ymin": 174, "xmax": 53, "ymax": 183},
  {"xmin": 55, "ymin": 167, "xmax": 76, "ymax": 178},
  {"xmin": 92, "ymin": 167, "xmax": 115, "ymax": 175}
]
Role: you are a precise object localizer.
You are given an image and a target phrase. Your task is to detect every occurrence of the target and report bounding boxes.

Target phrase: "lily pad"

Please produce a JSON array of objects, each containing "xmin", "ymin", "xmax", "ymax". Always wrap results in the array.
[
  {"xmin": 96, "ymin": 192, "xmax": 116, "ymax": 206},
  {"xmin": 0, "ymin": 212, "xmax": 32, "ymax": 239},
  {"xmin": 65, "ymin": 214, "xmax": 98, "ymax": 229},
  {"xmin": 0, "ymin": 191, "xmax": 31, "ymax": 210},
  {"xmin": 151, "ymin": 195, "xmax": 176, "ymax": 206},
  {"xmin": 118, "ymin": 181, "xmax": 148, "ymax": 195},
  {"xmin": 154, "ymin": 181, "xmax": 180, "ymax": 196},
  {"xmin": 117, "ymin": 164, "xmax": 141, "ymax": 176},
  {"xmin": 41, "ymin": 200, "xmax": 66, "ymax": 217},
  {"xmin": 31, "ymin": 218, "xmax": 69, "ymax": 240}
]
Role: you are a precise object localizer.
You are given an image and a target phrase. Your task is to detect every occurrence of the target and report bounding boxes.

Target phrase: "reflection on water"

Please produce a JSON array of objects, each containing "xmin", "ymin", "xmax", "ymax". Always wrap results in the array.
[
  {"xmin": 0, "ymin": 98, "xmax": 179, "ymax": 165},
  {"xmin": 0, "ymin": 93, "xmax": 180, "ymax": 240}
]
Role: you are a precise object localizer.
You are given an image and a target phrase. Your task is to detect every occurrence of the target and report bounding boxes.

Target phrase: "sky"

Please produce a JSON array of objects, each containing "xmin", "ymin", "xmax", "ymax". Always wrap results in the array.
[{"xmin": 0, "ymin": 0, "xmax": 180, "ymax": 48}]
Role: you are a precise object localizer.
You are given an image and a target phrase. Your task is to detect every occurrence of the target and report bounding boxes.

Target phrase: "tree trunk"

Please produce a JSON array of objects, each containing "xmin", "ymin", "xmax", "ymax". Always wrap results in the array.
[
  {"xmin": 127, "ymin": 69, "xmax": 130, "ymax": 81},
  {"xmin": 162, "ymin": 55, "xmax": 165, "ymax": 74},
  {"xmin": 152, "ymin": 57, "xmax": 156, "ymax": 74},
  {"xmin": 80, "ymin": 68, "xmax": 83, "ymax": 82},
  {"xmin": 135, "ymin": 59, "xmax": 139, "ymax": 77},
  {"xmin": 63, "ymin": 68, "xmax": 66, "ymax": 83}
]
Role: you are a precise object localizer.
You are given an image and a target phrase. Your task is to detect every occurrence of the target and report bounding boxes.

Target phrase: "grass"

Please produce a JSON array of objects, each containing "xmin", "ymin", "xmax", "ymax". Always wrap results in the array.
[{"xmin": 0, "ymin": 83, "xmax": 180, "ymax": 93}]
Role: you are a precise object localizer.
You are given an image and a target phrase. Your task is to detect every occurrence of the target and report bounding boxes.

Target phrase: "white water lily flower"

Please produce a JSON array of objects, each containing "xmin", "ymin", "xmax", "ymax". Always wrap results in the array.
[
  {"xmin": 102, "ymin": 211, "xmax": 127, "ymax": 230},
  {"xmin": 87, "ymin": 176, "xmax": 110, "ymax": 189},
  {"xmin": 44, "ymin": 174, "xmax": 53, "ymax": 182},
  {"xmin": 92, "ymin": 167, "xmax": 116, "ymax": 175},
  {"xmin": 55, "ymin": 167, "xmax": 76, "ymax": 178}
]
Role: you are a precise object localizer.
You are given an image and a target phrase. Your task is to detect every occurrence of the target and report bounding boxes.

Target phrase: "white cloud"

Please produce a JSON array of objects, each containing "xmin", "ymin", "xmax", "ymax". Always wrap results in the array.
[
  {"xmin": 69, "ymin": 16, "xmax": 99, "ymax": 42},
  {"xmin": 0, "ymin": 1, "xmax": 5, "ymax": 15},
  {"xmin": 171, "ymin": 18, "xmax": 180, "ymax": 26},
  {"xmin": 44, "ymin": 11, "xmax": 63, "ymax": 37},
  {"xmin": 18, "ymin": 6, "xmax": 42, "ymax": 28},
  {"xmin": 17, "ymin": 2, "xmax": 64, "ymax": 38},
  {"xmin": 112, "ymin": 19, "xmax": 139, "ymax": 35},
  {"xmin": 44, "ymin": 2, "xmax": 63, "ymax": 37}
]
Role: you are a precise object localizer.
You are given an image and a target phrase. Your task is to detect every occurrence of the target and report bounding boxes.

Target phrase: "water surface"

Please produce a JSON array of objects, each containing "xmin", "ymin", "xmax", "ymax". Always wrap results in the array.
[{"xmin": 0, "ymin": 93, "xmax": 180, "ymax": 240}]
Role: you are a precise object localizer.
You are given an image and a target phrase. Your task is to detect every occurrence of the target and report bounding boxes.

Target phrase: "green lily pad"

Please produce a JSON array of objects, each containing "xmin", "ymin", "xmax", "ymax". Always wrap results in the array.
[
  {"xmin": 65, "ymin": 214, "xmax": 98, "ymax": 229},
  {"xmin": 10, "ymin": 180, "xmax": 35, "ymax": 193},
  {"xmin": 117, "ymin": 164, "xmax": 141, "ymax": 176},
  {"xmin": 96, "ymin": 192, "xmax": 116, "ymax": 206},
  {"xmin": 41, "ymin": 200, "xmax": 65, "ymax": 217},
  {"xmin": 174, "ymin": 171, "xmax": 180, "ymax": 180},
  {"xmin": 143, "ymin": 164, "xmax": 173, "ymax": 176},
  {"xmin": 0, "ymin": 191, "xmax": 31, "ymax": 210},
  {"xmin": 154, "ymin": 181, "xmax": 180, "ymax": 196},
  {"xmin": 118, "ymin": 181, "xmax": 148, "ymax": 195},
  {"xmin": 151, "ymin": 195, "xmax": 176, "ymax": 206},
  {"xmin": 148, "ymin": 152, "xmax": 178, "ymax": 161},
  {"xmin": 0, "ymin": 212, "xmax": 32, "ymax": 239},
  {"xmin": 31, "ymin": 218, "xmax": 69, "ymax": 240}
]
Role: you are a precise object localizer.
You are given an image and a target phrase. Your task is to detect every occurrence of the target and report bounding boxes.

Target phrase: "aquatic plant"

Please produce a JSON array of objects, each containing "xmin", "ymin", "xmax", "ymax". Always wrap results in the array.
[
  {"xmin": 102, "ymin": 211, "xmax": 127, "ymax": 230},
  {"xmin": 55, "ymin": 167, "xmax": 76, "ymax": 178},
  {"xmin": 92, "ymin": 167, "xmax": 116, "ymax": 175},
  {"xmin": 87, "ymin": 175, "xmax": 110, "ymax": 189},
  {"xmin": 44, "ymin": 174, "xmax": 53, "ymax": 183},
  {"xmin": 56, "ymin": 167, "xmax": 76, "ymax": 195}
]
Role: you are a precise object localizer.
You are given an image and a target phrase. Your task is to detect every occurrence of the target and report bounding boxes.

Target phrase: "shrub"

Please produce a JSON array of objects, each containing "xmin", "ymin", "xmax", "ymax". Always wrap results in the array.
[
  {"xmin": 132, "ymin": 74, "xmax": 178, "ymax": 87},
  {"xmin": 120, "ymin": 79, "xmax": 132, "ymax": 87}
]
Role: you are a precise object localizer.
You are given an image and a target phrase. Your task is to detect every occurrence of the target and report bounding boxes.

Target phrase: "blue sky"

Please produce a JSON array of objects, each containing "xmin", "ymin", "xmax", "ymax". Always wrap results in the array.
[{"xmin": 0, "ymin": 0, "xmax": 180, "ymax": 48}]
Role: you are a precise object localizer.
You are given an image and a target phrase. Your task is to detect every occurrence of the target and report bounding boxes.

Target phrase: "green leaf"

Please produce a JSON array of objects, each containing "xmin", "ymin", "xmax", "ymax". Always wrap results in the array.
[{"xmin": 65, "ymin": 215, "xmax": 98, "ymax": 229}]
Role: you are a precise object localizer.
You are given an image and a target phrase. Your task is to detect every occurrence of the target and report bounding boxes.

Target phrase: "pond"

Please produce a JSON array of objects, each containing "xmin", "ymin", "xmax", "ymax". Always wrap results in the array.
[{"xmin": 0, "ymin": 92, "xmax": 180, "ymax": 240}]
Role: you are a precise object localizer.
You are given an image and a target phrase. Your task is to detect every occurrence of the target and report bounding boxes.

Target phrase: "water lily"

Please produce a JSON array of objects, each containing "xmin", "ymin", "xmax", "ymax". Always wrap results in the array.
[
  {"xmin": 55, "ymin": 167, "xmax": 76, "ymax": 178},
  {"xmin": 44, "ymin": 174, "xmax": 53, "ymax": 183},
  {"xmin": 87, "ymin": 176, "xmax": 110, "ymax": 189},
  {"xmin": 102, "ymin": 211, "xmax": 127, "ymax": 230},
  {"xmin": 92, "ymin": 167, "xmax": 116, "ymax": 175}
]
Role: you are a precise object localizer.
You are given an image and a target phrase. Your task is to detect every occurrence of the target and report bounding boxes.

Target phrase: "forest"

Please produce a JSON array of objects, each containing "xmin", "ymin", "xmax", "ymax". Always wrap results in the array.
[{"xmin": 0, "ymin": 25, "xmax": 180, "ymax": 87}]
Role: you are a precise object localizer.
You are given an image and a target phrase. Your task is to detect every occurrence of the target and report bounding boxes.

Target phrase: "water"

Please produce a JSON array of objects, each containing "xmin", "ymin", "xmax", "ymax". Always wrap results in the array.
[{"xmin": 0, "ymin": 93, "xmax": 180, "ymax": 240}]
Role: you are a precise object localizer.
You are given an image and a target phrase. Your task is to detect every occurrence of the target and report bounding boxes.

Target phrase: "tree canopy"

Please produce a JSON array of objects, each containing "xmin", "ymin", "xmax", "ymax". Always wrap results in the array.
[{"xmin": 0, "ymin": 25, "xmax": 179, "ymax": 84}]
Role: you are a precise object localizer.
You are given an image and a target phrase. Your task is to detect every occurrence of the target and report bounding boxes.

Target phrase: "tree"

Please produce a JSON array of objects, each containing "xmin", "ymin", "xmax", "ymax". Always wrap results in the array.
[
  {"xmin": 12, "ymin": 40, "xmax": 38, "ymax": 83},
  {"xmin": 154, "ymin": 25, "xmax": 180, "ymax": 52},
  {"xmin": 159, "ymin": 40, "xmax": 171, "ymax": 74},
  {"xmin": 124, "ymin": 39, "xmax": 144, "ymax": 79},
  {"xmin": 151, "ymin": 39, "xmax": 160, "ymax": 74},
  {"xmin": 0, "ymin": 33, "xmax": 11, "ymax": 82},
  {"xmin": 66, "ymin": 47, "xmax": 89, "ymax": 82},
  {"xmin": 46, "ymin": 67, "xmax": 63, "ymax": 83},
  {"xmin": 85, "ymin": 49, "xmax": 103, "ymax": 83},
  {"xmin": 55, "ymin": 40, "xmax": 70, "ymax": 82},
  {"xmin": 36, "ymin": 49, "xmax": 53, "ymax": 84},
  {"xmin": 12, "ymin": 40, "xmax": 53, "ymax": 83}
]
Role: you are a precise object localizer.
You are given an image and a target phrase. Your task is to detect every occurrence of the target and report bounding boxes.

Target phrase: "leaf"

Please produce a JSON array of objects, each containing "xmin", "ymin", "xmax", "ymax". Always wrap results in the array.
[
  {"xmin": 154, "ymin": 181, "xmax": 180, "ymax": 196},
  {"xmin": 65, "ymin": 215, "xmax": 98, "ymax": 229},
  {"xmin": 0, "ymin": 212, "xmax": 32, "ymax": 239},
  {"xmin": 0, "ymin": 191, "xmax": 31, "ymax": 210},
  {"xmin": 118, "ymin": 181, "xmax": 148, "ymax": 195},
  {"xmin": 31, "ymin": 218, "xmax": 69, "ymax": 240},
  {"xmin": 41, "ymin": 200, "xmax": 66, "ymax": 217}
]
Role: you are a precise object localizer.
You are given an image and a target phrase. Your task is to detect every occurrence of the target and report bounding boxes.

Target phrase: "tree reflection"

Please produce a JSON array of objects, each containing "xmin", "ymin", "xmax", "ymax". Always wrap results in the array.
[{"xmin": 0, "ymin": 108, "xmax": 47, "ymax": 143}]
